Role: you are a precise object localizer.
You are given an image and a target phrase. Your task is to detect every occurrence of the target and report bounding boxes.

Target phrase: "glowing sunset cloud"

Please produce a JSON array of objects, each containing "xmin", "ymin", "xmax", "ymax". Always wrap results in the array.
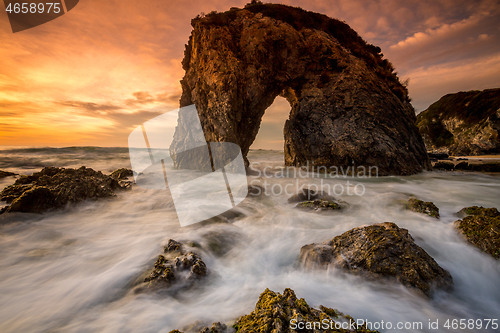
[{"xmin": 0, "ymin": 0, "xmax": 499, "ymax": 148}]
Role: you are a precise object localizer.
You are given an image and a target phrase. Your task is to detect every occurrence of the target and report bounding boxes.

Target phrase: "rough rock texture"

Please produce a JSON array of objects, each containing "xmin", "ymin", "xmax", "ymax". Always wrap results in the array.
[
  {"xmin": 172, "ymin": 3, "xmax": 430, "ymax": 176},
  {"xmin": 0, "ymin": 166, "xmax": 124, "ymax": 214},
  {"xmin": 288, "ymin": 188, "xmax": 348, "ymax": 212},
  {"xmin": 109, "ymin": 168, "xmax": 134, "ymax": 180},
  {"xmin": 300, "ymin": 222, "xmax": 453, "ymax": 297},
  {"xmin": 0, "ymin": 170, "xmax": 17, "ymax": 179},
  {"xmin": 417, "ymin": 88, "xmax": 500, "ymax": 155},
  {"xmin": 171, "ymin": 288, "xmax": 379, "ymax": 333},
  {"xmin": 403, "ymin": 198, "xmax": 440, "ymax": 218},
  {"xmin": 139, "ymin": 239, "xmax": 208, "ymax": 292},
  {"xmin": 455, "ymin": 206, "xmax": 500, "ymax": 259}
]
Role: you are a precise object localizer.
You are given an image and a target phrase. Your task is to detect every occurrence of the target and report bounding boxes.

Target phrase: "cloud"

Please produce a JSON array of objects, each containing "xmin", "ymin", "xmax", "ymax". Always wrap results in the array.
[
  {"xmin": 58, "ymin": 101, "xmax": 122, "ymax": 112},
  {"xmin": 1, "ymin": 0, "xmax": 499, "ymax": 147}
]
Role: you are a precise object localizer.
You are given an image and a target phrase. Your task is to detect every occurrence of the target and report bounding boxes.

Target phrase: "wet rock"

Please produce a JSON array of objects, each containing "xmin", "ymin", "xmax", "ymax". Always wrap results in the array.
[
  {"xmin": 201, "ymin": 230, "xmax": 240, "ymax": 257},
  {"xmin": 454, "ymin": 206, "xmax": 500, "ymax": 259},
  {"xmin": 0, "ymin": 170, "xmax": 17, "ymax": 179},
  {"xmin": 0, "ymin": 166, "xmax": 125, "ymax": 214},
  {"xmin": 300, "ymin": 222, "xmax": 453, "ymax": 297},
  {"xmin": 172, "ymin": 288, "xmax": 378, "ymax": 333},
  {"xmin": 139, "ymin": 239, "xmax": 208, "ymax": 293},
  {"xmin": 403, "ymin": 198, "xmax": 440, "ymax": 219},
  {"xmin": 295, "ymin": 199, "xmax": 348, "ymax": 212},
  {"xmin": 433, "ymin": 161, "xmax": 454, "ymax": 171},
  {"xmin": 233, "ymin": 288, "xmax": 378, "ymax": 333},
  {"xmin": 109, "ymin": 168, "xmax": 134, "ymax": 180},
  {"xmin": 172, "ymin": 3, "xmax": 430, "ymax": 176},
  {"xmin": 289, "ymin": 188, "xmax": 348, "ymax": 212}
]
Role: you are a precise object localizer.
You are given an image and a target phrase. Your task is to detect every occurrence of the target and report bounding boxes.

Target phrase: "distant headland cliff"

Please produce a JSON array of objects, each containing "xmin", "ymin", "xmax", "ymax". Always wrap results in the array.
[{"xmin": 417, "ymin": 88, "xmax": 500, "ymax": 156}]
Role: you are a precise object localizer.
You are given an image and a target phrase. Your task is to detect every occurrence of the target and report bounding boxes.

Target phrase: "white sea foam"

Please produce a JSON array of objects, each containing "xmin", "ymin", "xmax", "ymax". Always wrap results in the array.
[{"xmin": 0, "ymin": 148, "xmax": 499, "ymax": 332}]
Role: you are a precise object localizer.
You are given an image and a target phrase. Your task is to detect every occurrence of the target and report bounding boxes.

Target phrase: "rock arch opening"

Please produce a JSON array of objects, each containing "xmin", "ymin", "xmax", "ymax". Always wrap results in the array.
[{"xmin": 251, "ymin": 96, "xmax": 289, "ymax": 151}]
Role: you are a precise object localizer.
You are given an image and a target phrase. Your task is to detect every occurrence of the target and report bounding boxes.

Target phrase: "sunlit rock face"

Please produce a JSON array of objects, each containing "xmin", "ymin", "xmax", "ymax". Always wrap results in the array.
[{"xmin": 173, "ymin": 3, "xmax": 430, "ymax": 176}]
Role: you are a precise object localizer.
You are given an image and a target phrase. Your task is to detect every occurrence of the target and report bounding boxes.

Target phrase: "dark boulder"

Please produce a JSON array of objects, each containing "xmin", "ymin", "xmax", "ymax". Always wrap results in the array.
[
  {"xmin": 0, "ymin": 166, "xmax": 125, "ymax": 214},
  {"xmin": 288, "ymin": 188, "xmax": 349, "ymax": 212},
  {"xmin": 300, "ymin": 222, "xmax": 453, "ymax": 297},
  {"xmin": 454, "ymin": 206, "xmax": 500, "ymax": 259}
]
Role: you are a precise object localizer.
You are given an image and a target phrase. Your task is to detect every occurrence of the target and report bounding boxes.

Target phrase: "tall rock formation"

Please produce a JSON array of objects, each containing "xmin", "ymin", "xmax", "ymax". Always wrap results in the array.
[
  {"xmin": 416, "ymin": 88, "xmax": 500, "ymax": 156},
  {"xmin": 172, "ymin": 2, "xmax": 430, "ymax": 176}
]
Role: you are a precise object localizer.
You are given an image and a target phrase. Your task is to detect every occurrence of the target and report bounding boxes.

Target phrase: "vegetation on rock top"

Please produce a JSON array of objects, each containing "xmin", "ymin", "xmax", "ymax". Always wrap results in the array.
[{"xmin": 192, "ymin": 1, "xmax": 410, "ymax": 104}]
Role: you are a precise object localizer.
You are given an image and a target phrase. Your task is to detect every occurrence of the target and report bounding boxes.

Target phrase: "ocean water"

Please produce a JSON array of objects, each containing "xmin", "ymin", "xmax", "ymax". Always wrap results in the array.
[{"xmin": 0, "ymin": 147, "xmax": 499, "ymax": 333}]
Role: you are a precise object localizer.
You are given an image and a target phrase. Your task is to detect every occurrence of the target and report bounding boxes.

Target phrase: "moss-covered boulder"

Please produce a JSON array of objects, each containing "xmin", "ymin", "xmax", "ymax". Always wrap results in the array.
[
  {"xmin": 0, "ymin": 170, "xmax": 17, "ymax": 179},
  {"xmin": 109, "ymin": 168, "xmax": 134, "ymax": 180},
  {"xmin": 403, "ymin": 198, "xmax": 440, "ymax": 218},
  {"xmin": 454, "ymin": 206, "xmax": 500, "ymax": 259},
  {"xmin": 300, "ymin": 222, "xmax": 453, "ymax": 297},
  {"xmin": 296, "ymin": 199, "xmax": 348, "ymax": 211},
  {"xmin": 0, "ymin": 166, "xmax": 125, "ymax": 214},
  {"xmin": 138, "ymin": 239, "xmax": 208, "ymax": 293},
  {"xmin": 235, "ymin": 288, "xmax": 378, "ymax": 333},
  {"xmin": 172, "ymin": 288, "xmax": 379, "ymax": 332}
]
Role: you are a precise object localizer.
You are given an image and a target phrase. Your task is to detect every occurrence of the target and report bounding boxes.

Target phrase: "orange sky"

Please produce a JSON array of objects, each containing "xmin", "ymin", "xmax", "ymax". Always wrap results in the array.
[{"xmin": 1, "ymin": 0, "xmax": 499, "ymax": 149}]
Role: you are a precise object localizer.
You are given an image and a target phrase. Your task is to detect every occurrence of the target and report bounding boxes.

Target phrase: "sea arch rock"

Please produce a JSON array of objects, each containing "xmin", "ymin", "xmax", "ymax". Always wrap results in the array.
[{"xmin": 171, "ymin": 3, "xmax": 430, "ymax": 176}]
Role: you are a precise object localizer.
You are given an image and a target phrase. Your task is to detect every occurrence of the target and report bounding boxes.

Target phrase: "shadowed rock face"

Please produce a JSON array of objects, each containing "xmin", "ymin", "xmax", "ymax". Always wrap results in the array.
[{"xmin": 172, "ymin": 3, "xmax": 430, "ymax": 176}]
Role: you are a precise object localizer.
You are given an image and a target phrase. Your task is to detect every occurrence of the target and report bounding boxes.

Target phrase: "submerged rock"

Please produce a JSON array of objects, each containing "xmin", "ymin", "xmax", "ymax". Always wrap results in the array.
[
  {"xmin": 300, "ymin": 222, "xmax": 453, "ymax": 297},
  {"xmin": 139, "ymin": 239, "xmax": 208, "ymax": 293},
  {"xmin": 454, "ymin": 206, "xmax": 500, "ymax": 259},
  {"xmin": 172, "ymin": 3, "xmax": 430, "ymax": 176},
  {"xmin": 0, "ymin": 170, "xmax": 17, "ymax": 179},
  {"xmin": 295, "ymin": 199, "xmax": 348, "ymax": 212},
  {"xmin": 288, "ymin": 188, "xmax": 335, "ymax": 203},
  {"xmin": 403, "ymin": 198, "xmax": 440, "ymax": 219},
  {"xmin": 171, "ymin": 288, "xmax": 379, "ymax": 333},
  {"xmin": 0, "ymin": 166, "xmax": 125, "ymax": 214}
]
